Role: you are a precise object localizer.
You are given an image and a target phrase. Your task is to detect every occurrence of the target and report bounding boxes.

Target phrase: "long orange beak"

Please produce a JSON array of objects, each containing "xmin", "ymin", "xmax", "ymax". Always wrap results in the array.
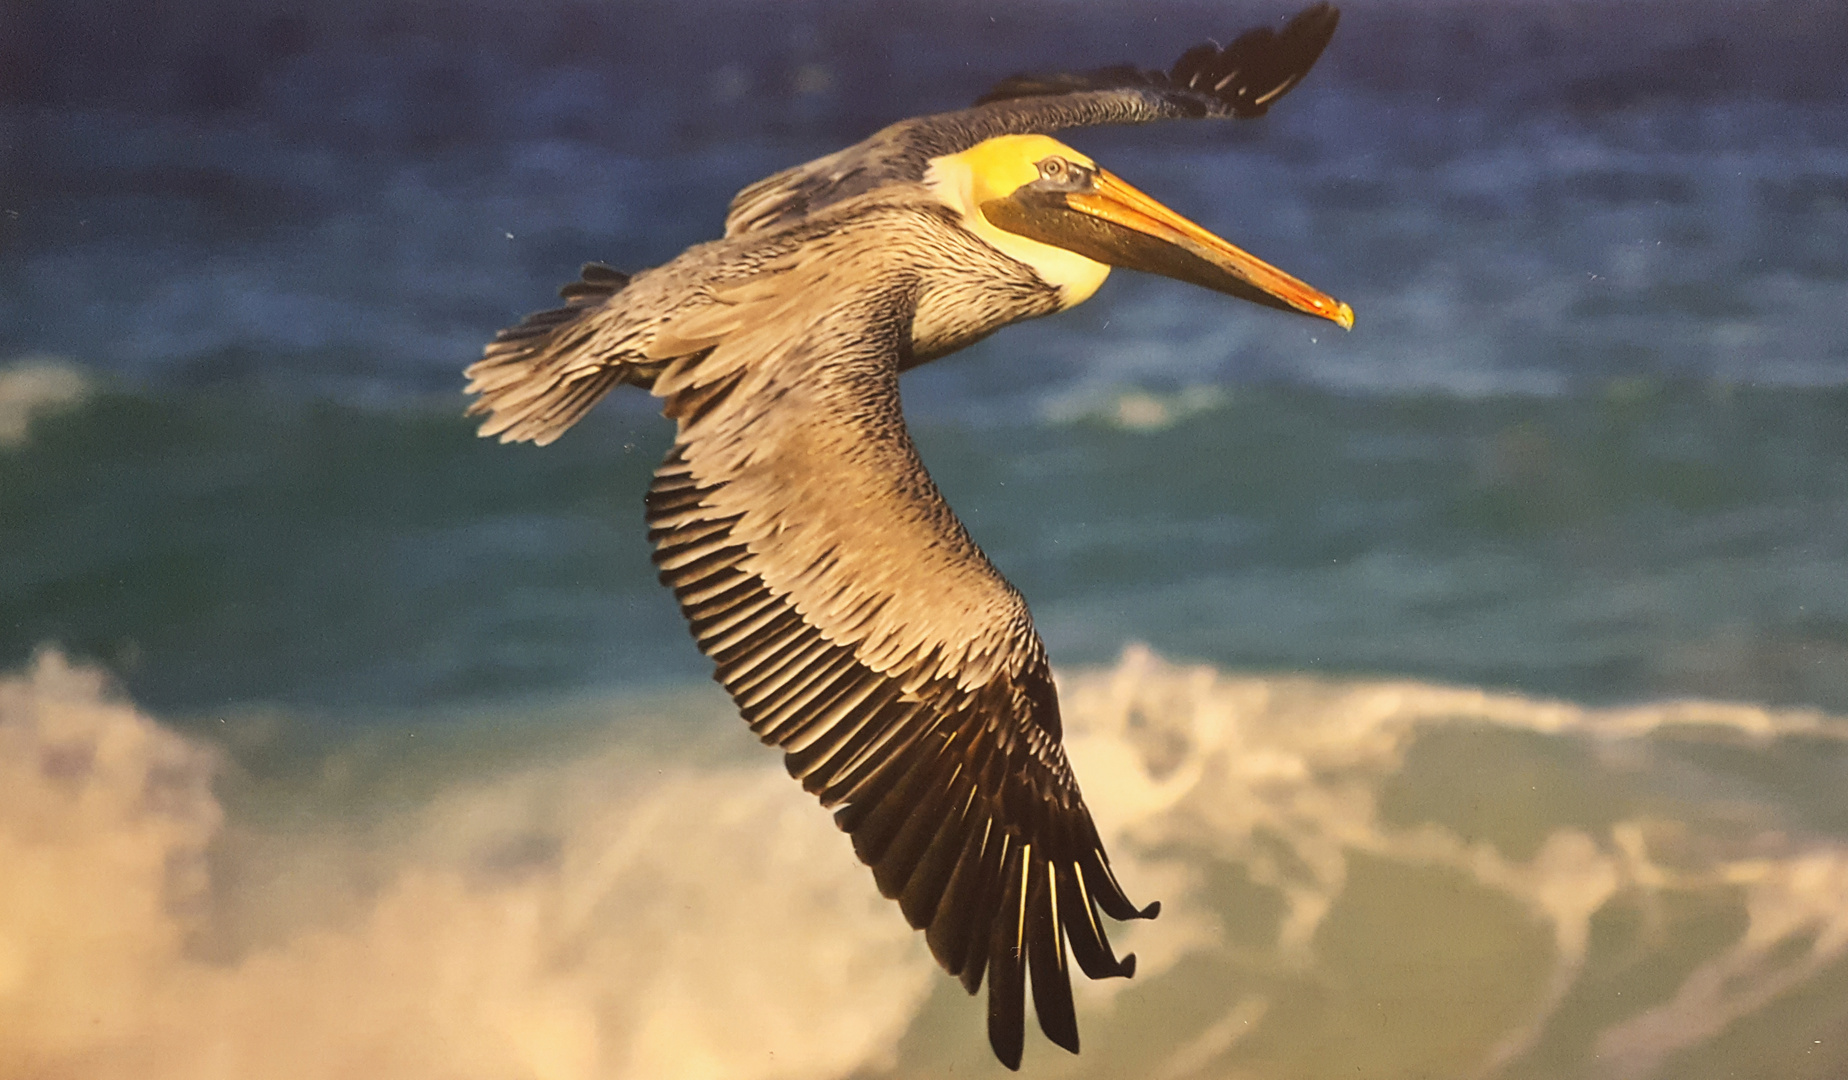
[{"xmin": 981, "ymin": 167, "xmax": 1353, "ymax": 330}]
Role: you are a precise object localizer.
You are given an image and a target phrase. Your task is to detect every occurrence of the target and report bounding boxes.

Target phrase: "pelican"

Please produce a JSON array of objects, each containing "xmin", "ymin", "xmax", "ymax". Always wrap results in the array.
[{"xmin": 466, "ymin": 3, "xmax": 1348, "ymax": 1067}]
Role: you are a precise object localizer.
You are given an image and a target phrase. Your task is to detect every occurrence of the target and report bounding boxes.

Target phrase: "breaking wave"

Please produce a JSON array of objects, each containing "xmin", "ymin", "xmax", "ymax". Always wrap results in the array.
[
  {"xmin": 0, "ymin": 652, "xmax": 929, "ymax": 1080},
  {"xmin": 4, "ymin": 646, "xmax": 1847, "ymax": 1079}
]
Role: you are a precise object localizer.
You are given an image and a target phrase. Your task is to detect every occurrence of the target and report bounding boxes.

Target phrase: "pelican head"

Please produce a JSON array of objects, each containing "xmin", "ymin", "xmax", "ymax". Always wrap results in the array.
[{"xmin": 930, "ymin": 133, "xmax": 1353, "ymax": 329}]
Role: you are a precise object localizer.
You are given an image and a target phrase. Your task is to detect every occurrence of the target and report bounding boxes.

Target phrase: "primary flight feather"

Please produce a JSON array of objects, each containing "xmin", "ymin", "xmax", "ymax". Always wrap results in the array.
[{"xmin": 465, "ymin": 3, "xmax": 1348, "ymax": 1068}]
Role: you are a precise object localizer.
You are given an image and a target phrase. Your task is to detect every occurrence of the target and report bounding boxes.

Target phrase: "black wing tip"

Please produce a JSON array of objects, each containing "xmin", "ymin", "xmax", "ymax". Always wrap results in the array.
[
  {"xmin": 993, "ymin": 1038, "xmax": 1024, "ymax": 1072},
  {"xmin": 973, "ymin": 3, "xmax": 1339, "ymax": 113},
  {"xmin": 1287, "ymin": 2, "xmax": 1343, "ymax": 67},
  {"xmin": 1272, "ymin": 2, "xmax": 1343, "ymax": 46},
  {"xmin": 1171, "ymin": 2, "xmax": 1341, "ymax": 119},
  {"xmin": 1298, "ymin": 1, "xmax": 1341, "ymax": 28}
]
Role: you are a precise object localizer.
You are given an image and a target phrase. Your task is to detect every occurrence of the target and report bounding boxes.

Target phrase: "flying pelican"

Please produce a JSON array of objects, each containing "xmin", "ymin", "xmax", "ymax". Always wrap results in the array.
[{"xmin": 466, "ymin": 3, "xmax": 1348, "ymax": 1067}]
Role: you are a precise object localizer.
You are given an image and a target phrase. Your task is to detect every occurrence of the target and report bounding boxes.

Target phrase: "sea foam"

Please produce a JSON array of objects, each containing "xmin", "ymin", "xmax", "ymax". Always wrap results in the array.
[
  {"xmin": 0, "ymin": 358, "xmax": 89, "ymax": 447},
  {"xmin": 0, "ymin": 652, "xmax": 927, "ymax": 1080},
  {"xmin": 4, "ymin": 647, "xmax": 1846, "ymax": 1079}
]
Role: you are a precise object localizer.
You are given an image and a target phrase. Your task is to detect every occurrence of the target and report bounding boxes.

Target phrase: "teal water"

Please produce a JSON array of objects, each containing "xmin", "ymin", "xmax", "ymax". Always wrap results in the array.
[{"xmin": 6, "ymin": 377, "xmax": 1844, "ymax": 720}]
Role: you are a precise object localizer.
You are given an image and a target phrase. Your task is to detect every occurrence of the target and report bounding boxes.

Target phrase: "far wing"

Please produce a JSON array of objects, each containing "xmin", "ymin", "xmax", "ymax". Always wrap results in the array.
[
  {"xmin": 726, "ymin": 2, "xmax": 1339, "ymax": 235},
  {"xmin": 976, "ymin": 0, "xmax": 1339, "ymax": 115},
  {"xmin": 643, "ymin": 273, "xmax": 1155, "ymax": 1068}
]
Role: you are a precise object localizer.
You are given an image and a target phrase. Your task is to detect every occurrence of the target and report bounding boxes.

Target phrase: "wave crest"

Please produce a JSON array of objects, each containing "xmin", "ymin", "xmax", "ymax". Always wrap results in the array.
[
  {"xmin": 5, "ymin": 646, "xmax": 1847, "ymax": 1078},
  {"xmin": 0, "ymin": 652, "xmax": 928, "ymax": 1080}
]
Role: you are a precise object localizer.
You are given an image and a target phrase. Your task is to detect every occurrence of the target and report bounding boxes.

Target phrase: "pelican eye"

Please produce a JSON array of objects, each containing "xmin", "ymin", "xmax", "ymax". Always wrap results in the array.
[{"xmin": 1033, "ymin": 156, "xmax": 1093, "ymax": 192}]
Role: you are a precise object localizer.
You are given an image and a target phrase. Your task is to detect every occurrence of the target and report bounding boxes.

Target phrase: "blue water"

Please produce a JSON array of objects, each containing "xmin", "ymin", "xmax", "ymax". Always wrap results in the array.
[{"xmin": 4, "ymin": 1, "xmax": 1848, "ymax": 1076}]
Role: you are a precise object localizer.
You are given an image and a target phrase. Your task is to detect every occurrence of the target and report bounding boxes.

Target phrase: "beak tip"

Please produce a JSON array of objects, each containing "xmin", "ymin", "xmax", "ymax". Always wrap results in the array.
[{"xmin": 1333, "ymin": 302, "xmax": 1355, "ymax": 331}]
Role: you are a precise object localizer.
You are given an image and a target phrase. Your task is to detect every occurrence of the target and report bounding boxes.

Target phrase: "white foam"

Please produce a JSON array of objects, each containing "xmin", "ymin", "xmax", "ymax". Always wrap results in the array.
[
  {"xmin": 1041, "ymin": 384, "xmax": 1229, "ymax": 431},
  {"xmin": 0, "ymin": 652, "xmax": 929, "ymax": 1080},
  {"xmin": 5, "ymin": 646, "xmax": 1847, "ymax": 1078},
  {"xmin": 0, "ymin": 357, "xmax": 90, "ymax": 446},
  {"xmin": 1058, "ymin": 646, "xmax": 1848, "ymax": 1078}
]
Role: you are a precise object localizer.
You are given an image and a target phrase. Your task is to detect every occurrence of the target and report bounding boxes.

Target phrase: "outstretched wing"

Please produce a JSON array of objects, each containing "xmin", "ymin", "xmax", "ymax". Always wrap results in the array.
[
  {"xmin": 726, "ymin": 2, "xmax": 1339, "ymax": 235},
  {"xmin": 641, "ymin": 257, "xmax": 1155, "ymax": 1069}
]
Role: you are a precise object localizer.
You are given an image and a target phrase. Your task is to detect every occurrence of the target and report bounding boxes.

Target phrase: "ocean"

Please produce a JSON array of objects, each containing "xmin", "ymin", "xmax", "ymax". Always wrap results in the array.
[{"xmin": 4, "ymin": 0, "xmax": 1848, "ymax": 1076}]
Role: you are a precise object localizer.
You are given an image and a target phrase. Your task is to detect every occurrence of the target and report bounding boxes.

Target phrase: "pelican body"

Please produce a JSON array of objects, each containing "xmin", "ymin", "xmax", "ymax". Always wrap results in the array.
[{"xmin": 466, "ymin": 4, "xmax": 1348, "ymax": 1068}]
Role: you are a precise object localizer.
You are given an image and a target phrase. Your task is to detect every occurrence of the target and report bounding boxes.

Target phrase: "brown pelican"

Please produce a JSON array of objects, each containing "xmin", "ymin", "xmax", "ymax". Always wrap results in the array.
[{"xmin": 466, "ymin": 3, "xmax": 1348, "ymax": 1068}]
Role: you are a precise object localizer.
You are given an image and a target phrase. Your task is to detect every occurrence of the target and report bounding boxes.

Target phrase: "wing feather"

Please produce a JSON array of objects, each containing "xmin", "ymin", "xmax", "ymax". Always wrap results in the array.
[
  {"xmin": 898, "ymin": 770, "xmax": 979, "ymax": 926},
  {"xmin": 465, "ymin": 262, "xmax": 637, "ymax": 444},
  {"xmin": 927, "ymin": 808, "xmax": 994, "ymax": 977},
  {"xmin": 1026, "ymin": 857, "xmax": 1079, "ymax": 1053},
  {"xmin": 643, "ymin": 288, "xmax": 1153, "ymax": 1068},
  {"xmin": 985, "ymin": 838, "xmax": 1030, "ymax": 1069}
]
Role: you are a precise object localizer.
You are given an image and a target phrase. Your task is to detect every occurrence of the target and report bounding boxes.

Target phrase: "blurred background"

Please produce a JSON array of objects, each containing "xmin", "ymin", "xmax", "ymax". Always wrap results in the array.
[{"xmin": 3, "ymin": 0, "xmax": 1847, "ymax": 1076}]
